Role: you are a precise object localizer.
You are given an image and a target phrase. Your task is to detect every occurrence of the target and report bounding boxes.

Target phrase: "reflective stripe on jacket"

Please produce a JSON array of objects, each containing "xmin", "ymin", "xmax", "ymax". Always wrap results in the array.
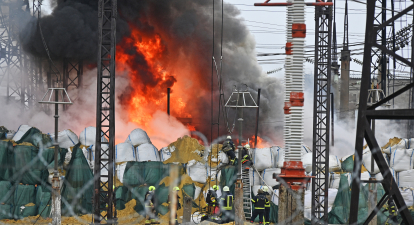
[{"xmin": 220, "ymin": 192, "xmax": 234, "ymax": 210}]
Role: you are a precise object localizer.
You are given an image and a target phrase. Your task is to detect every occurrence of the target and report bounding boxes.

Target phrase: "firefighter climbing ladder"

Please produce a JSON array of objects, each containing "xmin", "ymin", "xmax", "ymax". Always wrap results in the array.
[{"xmin": 241, "ymin": 168, "xmax": 252, "ymax": 220}]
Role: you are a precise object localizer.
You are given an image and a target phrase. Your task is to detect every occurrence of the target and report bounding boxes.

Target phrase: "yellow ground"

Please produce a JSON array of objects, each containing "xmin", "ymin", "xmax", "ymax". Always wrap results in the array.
[{"xmin": 0, "ymin": 136, "xmax": 231, "ymax": 224}]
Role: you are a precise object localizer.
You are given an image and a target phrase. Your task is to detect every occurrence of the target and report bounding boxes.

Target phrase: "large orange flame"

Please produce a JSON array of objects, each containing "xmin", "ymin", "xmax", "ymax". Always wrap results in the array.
[{"xmin": 116, "ymin": 24, "xmax": 194, "ymax": 133}]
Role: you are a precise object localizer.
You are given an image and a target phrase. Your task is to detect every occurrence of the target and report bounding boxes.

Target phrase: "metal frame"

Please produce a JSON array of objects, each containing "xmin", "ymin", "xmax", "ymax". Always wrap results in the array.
[
  {"xmin": 93, "ymin": 0, "xmax": 117, "ymax": 223},
  {"xmin": 349, "ymin": 1, "xmax": 414, "ymax": 224},
  {"xmin": 62, "ymin": 59, "xmax": 83, "ymax": 110},
  {"xmin": 311, "ymin": 1, "xmax": 332, "ymax": 224},
  {"xmin": 29, "ymin": 0, "xmax": 43, "ymax": 105},
  {"xmin": 372, "ymin": 0, "xmax": 387, "ymax": 94},
  {"xmin": 63, "ymin": 59, "xmax": 83, "ymax": 90},
  {"xmin": 0, "ymin": 0, "xmax": 29, "ymax": 107}
]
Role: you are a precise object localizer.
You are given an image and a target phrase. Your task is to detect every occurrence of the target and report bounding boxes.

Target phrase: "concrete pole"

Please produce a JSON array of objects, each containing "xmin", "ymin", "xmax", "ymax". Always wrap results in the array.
[
  {"xmin": 51, "ymin": 89, "xmax": 61, "ymax": 225},
  {"xmin": 234, "ymin": 180, "xmax": 245, "ymax": 225},
  {"xmin": 169, "ymin": 165, "xmax": 179, "ymax": 225},
  {"xmin": 278, "ymin": 185, "xmax": 305, "ymax": 225},
  {"xmin": 182, "ymin": 196, "xmax": 192, "ymax": 223},
  {"xmin": 340, "ymin": 49, "xmax": 350, "ymax": 120}
]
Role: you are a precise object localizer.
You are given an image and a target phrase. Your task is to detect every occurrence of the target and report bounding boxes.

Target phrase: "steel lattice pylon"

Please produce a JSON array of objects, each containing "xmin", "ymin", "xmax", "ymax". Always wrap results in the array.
[
  {"xmin": 371, "ymin": 0, "xmax": 387, "ymax": 94},
  {"xmin": 62, "ymin": 59, "xmax": 83, "ymax": 111},
  {"xmin": 28, "ymin": 0, "xmax": 43, "ymax": 106},
  {"xmin": 0, "ymin": 0, "xmax": 29, "ymax": 107},
  {"xmin": 93, "ymin": 0, "xmax": 117, "ymax": 223},
  {"xmin": 63, "ymin": 60, "xmax": 83, "ymax": 90},
  {"xmin": 349, "ymin": 1, "xmax": 414, "ymax": 224},
  {"xmin": 311, "ymin": 1, "xmax": 332, "ymax": 224}
]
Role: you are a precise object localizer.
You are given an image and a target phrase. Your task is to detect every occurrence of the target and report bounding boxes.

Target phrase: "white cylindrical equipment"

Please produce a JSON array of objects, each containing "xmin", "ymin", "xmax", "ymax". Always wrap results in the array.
[
  {"xmin": 284, "ymin": 0, "xmax": 294, "ymax": 160},
  {"xmin": 285, "ymin": 0, "xmax": 305, "ymax": 161}
]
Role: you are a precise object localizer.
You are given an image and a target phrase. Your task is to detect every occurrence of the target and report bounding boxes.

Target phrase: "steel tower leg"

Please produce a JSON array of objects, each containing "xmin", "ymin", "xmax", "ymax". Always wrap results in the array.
[
  {"xmin": 311, "ymin": 1, "xmax": 332, "ymax": 224},
  {"xmin": 348, "ymin": 1, "xmax": 414, "ymax": 224},
  {"xmin": 2, "ymin": 1, "xmax": 28, "ymax": 108},
  {"xmin": 93, "ymin": 0, "xmax": 117, "ymax": 224}
]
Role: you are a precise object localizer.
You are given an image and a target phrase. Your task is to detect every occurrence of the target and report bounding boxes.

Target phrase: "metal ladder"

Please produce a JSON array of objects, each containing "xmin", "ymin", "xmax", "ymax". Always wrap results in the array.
[{"xmin": 241, "ymin": 168, "xmax": 252, "ymax": 220}]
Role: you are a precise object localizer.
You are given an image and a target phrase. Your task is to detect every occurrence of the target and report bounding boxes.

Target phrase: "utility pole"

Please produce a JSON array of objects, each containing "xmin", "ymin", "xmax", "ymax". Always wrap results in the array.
[
  {"xmin": 340, "ymin": 0, "xmax": 350, "ymax": 121},
  {"xmin": 39, "ymin": 88, "xmax": 73, "ymax": 225},
  {"xmin": 331, "ymin": 0, "xmax": 340, "ymax": 116},
  {"xmin": 225, "ymin": 86, "xmax": 258, "ymax": 224}
]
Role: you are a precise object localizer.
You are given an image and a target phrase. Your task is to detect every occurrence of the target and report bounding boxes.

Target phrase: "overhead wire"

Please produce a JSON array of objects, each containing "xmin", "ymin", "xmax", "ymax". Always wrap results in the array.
[{"xmin": 38, "ymin": 21, "xmax": 61, "ymax": 82}]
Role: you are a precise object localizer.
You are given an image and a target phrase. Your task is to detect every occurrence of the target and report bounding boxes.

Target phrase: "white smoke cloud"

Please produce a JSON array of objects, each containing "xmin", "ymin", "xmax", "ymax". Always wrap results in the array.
[{"xmin": 1, "ymin": 68, "xmax": 190, "ymax": 149}]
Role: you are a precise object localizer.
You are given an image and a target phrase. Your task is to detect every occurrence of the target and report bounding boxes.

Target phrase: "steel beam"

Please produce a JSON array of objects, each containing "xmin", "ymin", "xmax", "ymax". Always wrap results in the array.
[
  {"xmin": 93, "ymin": 0, "xmax": 117, "ymax": 224},
  {"xmin": 368, "ymin": 82, "xmax": 414, "ymax": 110},
  {"xmin": 311, "ymin": 1, "xmax": 332, "ymax": 224},
  {"xmin": 366, "ymin": 109, "xmax": 414, "ymax": 120},
  {"xmin": 363, "ymin": 120, "xmax": 413, "ymax": 225},
  {"xmin": 349, "ymin": 1, "xmax": 414, "ymax": 224}
]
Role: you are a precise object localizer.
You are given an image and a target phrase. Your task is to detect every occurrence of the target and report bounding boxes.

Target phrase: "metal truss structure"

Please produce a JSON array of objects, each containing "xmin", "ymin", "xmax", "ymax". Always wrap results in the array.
[
  {"xmin": 93, "ymin": 0, "xmax": 117, "ymax": 223},
  {"xmin": 0, "ymin": 0, "xmax": 44, "ymax": 109},
  {"xmin": 311, "ymin": 1, "xmax": 332, "ymax": 224},
  {"xmin": 63, "ymin": 60, "xmax": 83, "ymax": 90},
  {"xmin": 0, "ymin": 0, "xmax": 29, "ymax": 107},
  {"xmin": 62, "ymin": 59, "xmax": 83, "ymax": 110},
  {"xmin": 372, "ymin": 0, "xmax": 387, "ymax": 94},
  {"xmin": 28, "ymin": 0, "xmax": 43, "ymax": 106},
  {"xmin": 349, "ymin": 1, "xmax": 414, "ymax": 224}
]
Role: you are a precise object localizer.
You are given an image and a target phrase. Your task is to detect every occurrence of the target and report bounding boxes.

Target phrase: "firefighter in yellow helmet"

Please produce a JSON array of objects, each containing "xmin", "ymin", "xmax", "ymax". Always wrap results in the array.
[
  {"xmin": 384, "ymin": 198, "xmax": 398, "ymax": 225},
  {"xmin": 168, "ymin": 187, "xmax": 181, "ymax": 225},
  {"xmin": 222, "ymin": 136, "xmax": 236, "ymax": 165},
  {"xmin": 144, "ymin": 186, "xmax": 160, "ymax": 224},
  {"xmin": 220, "ymin": 186, "xmax": 234, "ymax": 223},
  {"xmin": 241, "ymin": 144, "xmax": 253, "ymax": 169},
  {"xmin": 206, "ymin": 185, "xmax": 219, "ymax": 219},
  {"xmin": 261, "ymin": 186, "xmax": 271, "ymax": 224},
  {"xmin": 250, "ymin": 189, "xmax": 269, "ymax": 224}
]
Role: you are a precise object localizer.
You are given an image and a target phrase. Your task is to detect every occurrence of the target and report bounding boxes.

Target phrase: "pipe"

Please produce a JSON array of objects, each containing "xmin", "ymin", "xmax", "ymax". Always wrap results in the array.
[
  {"xmin": 167, "ymin": 88, "xmax": 170, "ymax": 116},
  {"xmin": 254, "ymin": 89, "xmax": 261, "ymax": 148}
]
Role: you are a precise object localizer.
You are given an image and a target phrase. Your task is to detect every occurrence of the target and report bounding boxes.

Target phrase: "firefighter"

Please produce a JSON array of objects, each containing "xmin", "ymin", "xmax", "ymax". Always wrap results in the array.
[
  {"xmin": 384, "ymin": 198, "xmax": 398, "ymax": 225},
  {"xmin": 261, "ymin": 186, "xmax": 271, "ymax": 225},
  {"xmin": 220, "ymin": 186, "xmax": 234, "ymax": 223},
  {"xmin": 250, "ymin": 189, "xmax": 268, "ymax": 224},
  {"xmin": 144, "ymin": 186, "xmax": 160, "ymax": 224},
  {"xmin": 241, "ymin": 144, "xmax": 253, "ymax": 169},
  {"xmin": 222, "ymin": 136, "xmax": 236, "ymax": 165},
  {"xmin": 168, "ymin": 187, "xmax": 181, "ymax": 225},
  {"xmin": 206, "ymin": 185, "xmax": 219, "ymax": 219}
]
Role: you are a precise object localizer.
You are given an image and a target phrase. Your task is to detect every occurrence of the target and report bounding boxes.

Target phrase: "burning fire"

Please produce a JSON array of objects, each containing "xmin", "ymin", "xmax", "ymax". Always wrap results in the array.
[
  {"xmin": 234, "ymin": 136, "xmax": 272, "ymax": 148},
  {"xmin": 253, "ymin": 136, "xmax": 272, "ymax": 148},
  {"xmin": 116, "ymin": 24, "xmax": 194, "ymax": 131}
]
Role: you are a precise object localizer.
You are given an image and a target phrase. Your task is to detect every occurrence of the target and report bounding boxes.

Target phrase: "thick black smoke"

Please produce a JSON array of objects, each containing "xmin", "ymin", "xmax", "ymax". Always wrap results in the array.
[{"xmin": 20, "ymin": 0, "xmax": 284, "ymax": 144}]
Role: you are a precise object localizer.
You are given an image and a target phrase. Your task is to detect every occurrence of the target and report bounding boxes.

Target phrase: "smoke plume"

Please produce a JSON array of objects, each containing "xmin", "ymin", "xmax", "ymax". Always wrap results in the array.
[{"xmin": 16, "ymin": 0, "xmax": 284, "ymax": 145}]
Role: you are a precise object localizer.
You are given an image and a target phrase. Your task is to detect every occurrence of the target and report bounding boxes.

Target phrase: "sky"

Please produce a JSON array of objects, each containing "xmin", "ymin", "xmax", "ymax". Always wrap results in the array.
[
  {"xmin": 36, "ymin": 0, "xmax": 414, "ymax": 80},
  {"xmin": 224, "ymin": 0, "xmax": 413, "ymax": 80}
]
